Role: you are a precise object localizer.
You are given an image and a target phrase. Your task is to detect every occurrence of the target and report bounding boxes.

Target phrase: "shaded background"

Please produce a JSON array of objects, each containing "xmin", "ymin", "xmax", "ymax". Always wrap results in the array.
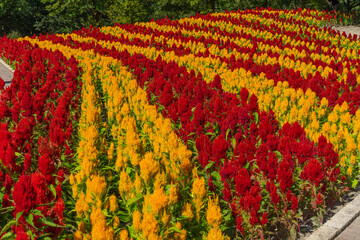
[{"xmin": 0, "ymin": 0, "xmax": 359, "ymax": 38}]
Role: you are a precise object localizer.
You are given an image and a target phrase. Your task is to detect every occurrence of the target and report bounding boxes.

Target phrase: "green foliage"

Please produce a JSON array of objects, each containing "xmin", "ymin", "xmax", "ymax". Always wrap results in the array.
[
  {"xmin": 107, "ymin": 0, "xmax": 156, "ymax": 24},
  {"xmin": 0, "ymin": 0, "xmax": 358, "ymax": 38}
]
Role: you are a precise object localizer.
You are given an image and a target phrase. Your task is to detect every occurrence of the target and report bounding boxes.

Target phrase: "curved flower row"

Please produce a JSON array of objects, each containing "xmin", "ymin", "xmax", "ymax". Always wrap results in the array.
[
  {"xmin": 1, "ymin": 7, "xmax": 358, "ymax": 240},
  {"xmin": 19, "ymin": 17, "xmax": 345, "ymax": 238},
  {"xmin": 41, "ymin": 20, "xmax": 358, "ymax": 182},
  {"xmin": 0, "ymin": 37, "xmax": 82, "ymax": 239},
  {"xmin": 21, "ymin": 36, "xmax": 227, "ymax": 239}
]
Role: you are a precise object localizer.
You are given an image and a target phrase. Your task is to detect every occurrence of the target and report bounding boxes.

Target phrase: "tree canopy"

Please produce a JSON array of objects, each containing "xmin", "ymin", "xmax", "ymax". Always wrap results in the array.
[{"xmin": 0, "ymin": 0, "xmax": 358, "ymax": 38}]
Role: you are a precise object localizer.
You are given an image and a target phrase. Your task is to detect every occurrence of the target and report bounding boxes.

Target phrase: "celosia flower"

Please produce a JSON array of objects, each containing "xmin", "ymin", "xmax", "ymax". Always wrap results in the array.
[
  {"xmin": 119, "ymin": 229, "xmax": 129, "ymax": 240},
  {"xmin": 109, "ymin": 194, "xmax": 118, "ymax": 212},
  {"xmin": 133, "ymin": 210, "xmax": 142, "ymax": 232},
  {"xmin": 141, "ymin": 212, "xmax": 159, "ymax": 237},
  {"xmin": 182, "ymin": 203, "xmax": 194, "ymax": 220},
  {"xmin": 140, "ymin": 152, "xmax": 160, "ymax": 183},
  {"xmin": 174, "ymin": 222, "xmax": 186, "ymax": 240},
  {"xmin": 207, "ymin": 226, "xmax": 224, "ymax": 240},
  {"xmin": 12, "ymin": 175, "xmax": 37, "ymax": 214},
  {"xmin": 86, "ymin": 175, "xmax": 107, "ymax": 198},
  {"xmin": 234, "ymin": 168, "xmax": 252, "ymax": 196},
  {"xmin": 206, "ymin": 196, "xmax": 222, "ymax": 228},
  {"xmin": 300, "ymin": 158, "xmax": 324, "ymax": 186},
  {"xmin": 119, "ymin": 169, "xmax": 133, "ymax": 198}
]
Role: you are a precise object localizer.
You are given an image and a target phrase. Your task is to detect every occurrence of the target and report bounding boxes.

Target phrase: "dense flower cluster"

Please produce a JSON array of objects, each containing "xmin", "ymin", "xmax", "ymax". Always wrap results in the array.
[
  {"xmin": 1, "ymin": 7, "xmax": 358, "ymax": 239},
  {"xmin": 0, "ymin": 38, "xmax": 82, "ymax": 238}
]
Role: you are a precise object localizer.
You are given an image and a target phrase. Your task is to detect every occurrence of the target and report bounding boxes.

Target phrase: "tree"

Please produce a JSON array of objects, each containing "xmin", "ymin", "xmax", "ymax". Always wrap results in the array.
[
  {"xmin": 0, "ymin": 0, "xmax": 38, "ymax": 37},
  {"xmin": 41, "ymin": 0, "xmax": 112, "ymax": 30}
]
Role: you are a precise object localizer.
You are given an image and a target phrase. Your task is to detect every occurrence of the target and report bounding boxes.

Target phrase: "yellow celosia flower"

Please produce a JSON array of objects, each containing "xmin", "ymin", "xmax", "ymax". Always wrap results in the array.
[
  {"xmin": 115, "ymin": 150, "xmax": 127, "ymax": 171},
  {"xmin": 121, "ymin": 103, "xmax": 130, "ymax": 116},
  {"xmin": 192, "ymin": 177, "xmax": 206, "ymax": 199},
  {"xmin": 69, "ymin": 173, "xmax": 75, "ymax": 185},
  {"xmin": 113, "ymin": 216, "xmax": 120, "ymax": 228},
  {"xmin": 169, "ymin": 184, "xmax": 178, "ymax": 204},
  {"xmin": 149, "ymin": 188, "xmax": 168, "ymax": 215},
  {"xmin": 348, "ymin": 166, "xmax": 352, "ymax": 176},
  {"xmin": 128, "ymin": 149, "xmax": 140, "ymax": 166},
  {"xmin": 206, "ymin": 196, "xmax": 222, "ymax": 228},
  {"xmin": 133, "ymin": 211, "xmax": 142, "ymax": 232},
  {"xmin": 72, "ymin": 184, "xmax": 78, "ymax": 198},
  {"xmin": 119, "ymin": 169, "xmax": 133, "ymax": 198},
  {"xmin": 108, "ymin": 143, "xmax": 114, "ymax": 161},
  {"xmin": 109, "ymin": 195, "xmax": 118, "ymax": 212},
  {"xmin": 161, "ymin": 211, "xmax": 171, "ymax": 226},
  {"xmin": 140, "ymin": 152, "xmax": 160, "ymax": 183},
  {"xmin": 74, "ymin": 230, "xmax": 83, "ymax": 240},
  {"xmin": 174, "ymin": 222, "xmax": 186, "ymax": 240},
  {"xmin": 86, "ymin": 175, "xmax": 107, "ymax": 198},
  {"xmin": 351, "ymin": 155, "xmax": 357, "ymax": 165},
  {"xmin": 340, "ymin": 157, "xmax": 346, "ymax": 167},
  {"xmin": 182, "ymin": 203, "xmax": 194, "ymax": 221},
  {"xmin": 180, "ymin": 158, "xmax": 193, "ymax": 175},
  {"xmin": 79, "ymin": 221, "xmax": 86, "ymax": 233},
  {"xmin": 207, "ymin": 226, "xmax": 224, "ymax": 240},
  {"xmin": 119, "ymin": 229, "xmax": 129, "ymax": 240},
  {"xmin": 153, "ymin": 172, "xmax": 166, "ymax": 189},
  {"xmin": 90, "ymin": 207, "xmax": 114, "ymax": 240},
  {"xmin": 141, "ymin": 212, "xmax": 159, "ymax": 237},
  {"xmin": 75, "ymin": 192, "xmax": 89, "ymax": 217}
]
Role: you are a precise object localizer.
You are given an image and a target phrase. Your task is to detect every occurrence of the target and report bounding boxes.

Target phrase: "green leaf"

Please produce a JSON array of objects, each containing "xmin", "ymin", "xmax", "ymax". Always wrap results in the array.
[
  {"xmin": 1, "ymin": 231, "xmax": 15, "ymax": 240},
  {"xmin": 211, "ymin": 170, "xmax": 221, "ymax": 183},
  {"xmin": 254, "ymin": 112, "xmax": 259, "ymax": 124},
  {"xmin": 49, "ymin": 184, "xmax": 56, "ymax": 198},
  {"xmin": 26, "ymin": 213, "xmax": 36, "ymax": 228},
  {"xmin": 168, "ymin": 226, "xmax": 182, "ymax": 234},
  {"xmin": 0, "ymin": 220, "xmax": 16, "ymax": 236},
  {"xmin": 16, "ymin": 211, "xmax": 23, "ymax": 222},
  {"xmin": 31, "ymin": 209, "xmax": 44, "ymax": 217},
  {"xmin": 352, "ymin": 179, "xmax": 358, "ymax": 188},
  {"xmin": 14, "ymin": 152, "xmax": 22, "ymax": 157},
  {"xmin": 40, "ymin": 218, "xmax": 63, "ymax": 228},
  {"xmin": 204, "ymin": 161, "xmax": 214, "ymax": 172}
]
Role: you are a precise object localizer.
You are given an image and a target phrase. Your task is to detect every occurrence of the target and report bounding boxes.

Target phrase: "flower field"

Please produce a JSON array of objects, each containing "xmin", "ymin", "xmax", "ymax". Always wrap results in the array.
[{"xmin": 0, "ymin": 7, "xmax": 360, "ymax": 240}]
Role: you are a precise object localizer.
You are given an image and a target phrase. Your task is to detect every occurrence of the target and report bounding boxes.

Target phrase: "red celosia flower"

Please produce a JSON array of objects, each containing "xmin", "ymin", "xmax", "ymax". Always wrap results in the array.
[
  {"xmin": 212, "ymin": 135, "xmax": 228, "ymax": 165},
  {"xmin": 316, "ymin": 193, "xmax": 323, "ymax": 207},
  {"xmin": 54, "ymin": 198, "xmax": 65, "ymax": 224},
  {"xmin": 2, "ymin": 193, "xmax": 11, "ymax": 207},
  {"xmin": 223, "ymin": 181, "xmax": 232, "ymax": 202},
  {"xmin": 12, "ymin": 175, "xmax": 37, "ymax": 214},
  {"xmin": 5, "ymin": 144, "xmax": 16, "ymax": 172},
  {"xmin": 0, "ymin": 102, "xmax": 9, "ymax": 119},
  {"xmin": 235, "ymin": 168, "xmax": 252, "ymax": 196},
  {"xmin": 14, "ymin": 226, "xmax": 29, "ymax": 240},
  {"xmin": 31, "ymin": 172, "xmax": 50, "ymax": 204},
  {"xmin": 250, "ymin": 210, "xmax": 259, "ymax": 225},
  {"xmin": 57, "ymin": 169, "xmax": 65, "ymax": 183},
  {"xmin": 24, "ymin": 153, "xmax": 31, "ymax": 172},
  {"xmin": 277, "ymin": 160, "xmax": 293, "ymax": 193},
  {"xmin": 236, "ymin": 215, "xmax": 244, "ymax": 234},
  {"xmin": 159, "ymin": 81, "xmax": 173, "ymax": 107},
  {"xmin": 239, "ymin": 88, "xmax": 249, "ymax": 106},
  {"xmin": 260, "ymin": 212, "xmax": 268, "ymax": 226},
  {"xmin": 291, "ymin": 195, "xmax": 299, "ymax": 212},
  {"xmin": 267, "ymin": 181, "xmax": 280, "ymax": 206},
  {"xmin": 38, "ymin": 154, "xmax": 55, "ymax": 183},
  {"xmin": 4, "ymin": 174, "xmax": 13, "ymax": 194},
  {"xmin": 301, "ymin": 158, "xmax": 324, "ymax": 186},
  {"xmin": 0, "ymin": 77, "xmax": 4, "ymax": 90}
]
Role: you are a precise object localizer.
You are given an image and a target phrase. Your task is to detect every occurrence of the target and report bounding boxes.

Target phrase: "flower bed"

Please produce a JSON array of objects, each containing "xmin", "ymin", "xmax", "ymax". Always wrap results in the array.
[{"xmin": 1, "ymin": 7, "xmax": 359, "ymax": 240}]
